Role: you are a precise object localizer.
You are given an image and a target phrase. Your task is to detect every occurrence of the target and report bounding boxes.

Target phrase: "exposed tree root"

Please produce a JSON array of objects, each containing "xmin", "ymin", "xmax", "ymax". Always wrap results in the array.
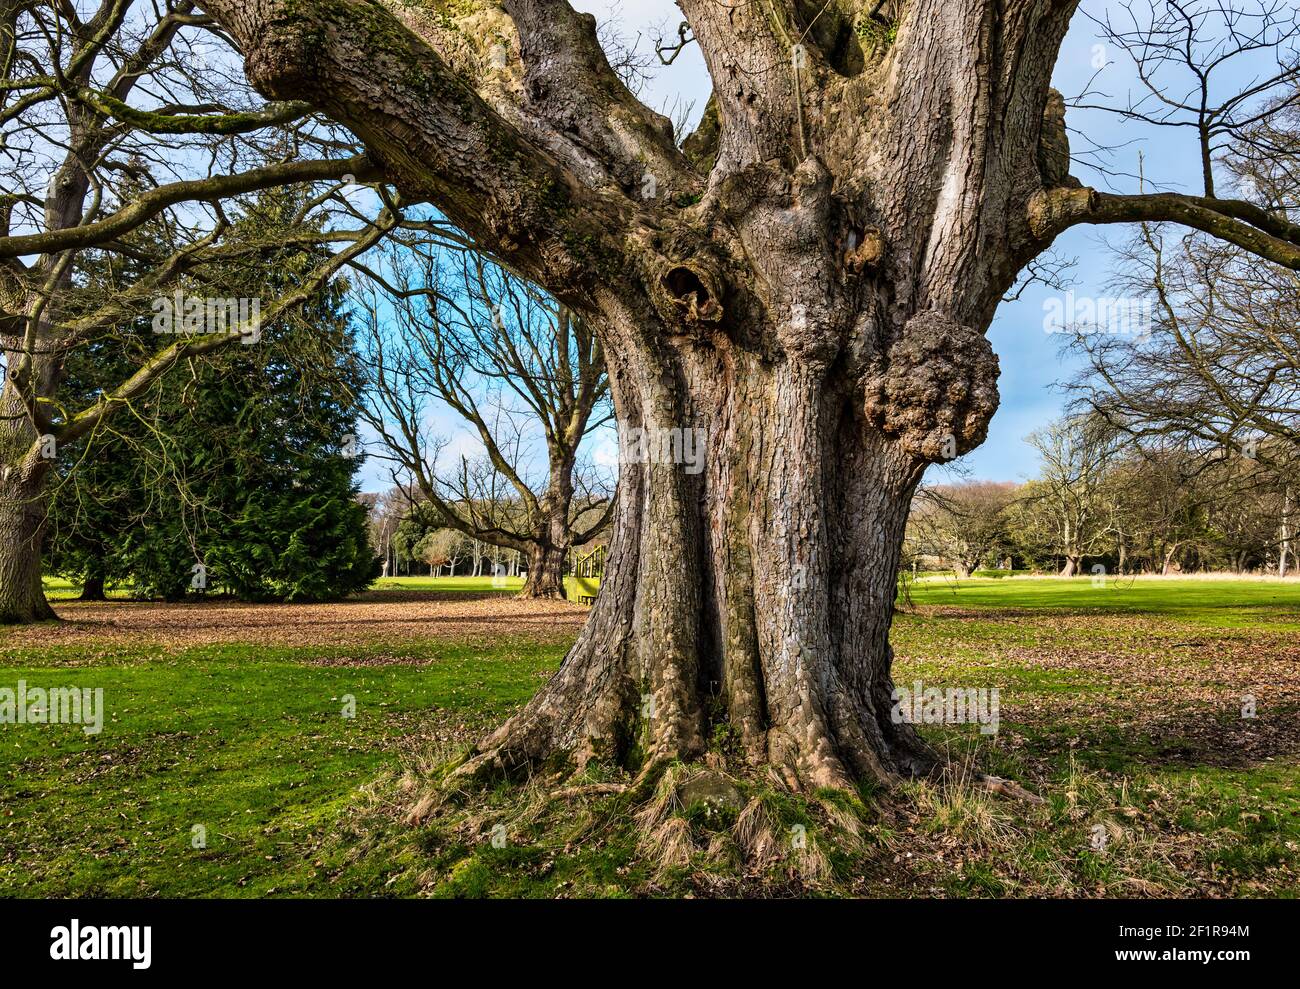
[
  {"xmin": 394, "ymin": 738, "xmax": 1058, "ymax": 900},
  {"xmin": 978, "ymin": 774, "xmax": 1047, "ymax": 804}
]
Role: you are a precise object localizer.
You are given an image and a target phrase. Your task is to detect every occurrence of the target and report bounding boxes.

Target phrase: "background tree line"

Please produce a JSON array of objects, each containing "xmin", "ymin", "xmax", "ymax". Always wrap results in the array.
[{"xmin": 909, "ymin": 416, "xmax": 1296, "ymax": 578}]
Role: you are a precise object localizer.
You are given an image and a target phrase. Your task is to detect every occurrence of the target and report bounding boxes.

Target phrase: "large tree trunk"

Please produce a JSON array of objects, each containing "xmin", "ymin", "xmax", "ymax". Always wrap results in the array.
[
  {"xmin": 454, "ymin": 299, "xmax": 998, "ymax": 790},
  {"xmin": 1060, "ymin": 555, "xmax": 1081, "ymax": 578},
  {"xmin": 0, "ymin": 471, "xmax": 56, "ymax": 624},
  {"xmin": 0, "ymin": 355, "xmax": 57, "ymax": 624}
]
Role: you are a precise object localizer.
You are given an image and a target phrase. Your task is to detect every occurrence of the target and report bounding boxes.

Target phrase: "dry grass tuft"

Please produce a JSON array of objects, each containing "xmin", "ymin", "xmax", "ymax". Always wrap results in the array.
[
  {"xmin": 642, "ymin": 816, "xmax": 695, "ymax": 873},
  {"xmin": 791, "ymin": 832, "xmax": 834, "ymax": 883},
  {"xmin": 734, "ymin": 797, "xmax": 783, "ymax": 869}
]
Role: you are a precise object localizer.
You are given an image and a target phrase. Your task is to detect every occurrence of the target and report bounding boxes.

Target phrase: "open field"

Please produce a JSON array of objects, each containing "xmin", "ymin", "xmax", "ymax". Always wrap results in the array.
[{"xmin": 2, "ymin": 576, "xmax": 1298, "ymax": 897}]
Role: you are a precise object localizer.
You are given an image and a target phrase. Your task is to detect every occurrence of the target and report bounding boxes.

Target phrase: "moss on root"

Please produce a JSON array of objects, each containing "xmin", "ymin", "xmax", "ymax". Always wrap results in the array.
[{"xmin": 368, "ymin": 758, "xmax": 893, "ymax": 896}]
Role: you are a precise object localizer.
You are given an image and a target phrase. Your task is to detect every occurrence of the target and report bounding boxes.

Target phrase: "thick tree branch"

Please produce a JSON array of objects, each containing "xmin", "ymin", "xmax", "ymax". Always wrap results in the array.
[
  {"xmin": 0, "ymin": 155, "xmax": 377, "ymax": 259},
  {"xmin": 72, "ymin": 88, "xmax": 313, "ymax": 135},
  {"xmin": 198, "ymin": 0, "xmax": 628, "ymax": 294},
  {"xmin": 1029, "ymin": 185, "xmax": 1300, "ymax": 269},
  {"xmin": 53, "ymin": 209, "xmax": 396, "ymax": 449},
  {"xmin": 503, "ymin": 0, "xmax": 695, "ymax": 198}
]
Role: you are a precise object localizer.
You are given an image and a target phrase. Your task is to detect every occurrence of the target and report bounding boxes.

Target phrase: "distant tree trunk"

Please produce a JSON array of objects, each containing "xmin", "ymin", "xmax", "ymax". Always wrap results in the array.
[
  {"xmin": 1161, "ymin": 544, "xmax": 1179, "ymax": 576},
  {"xmin": 520, "ymin": 543, "xmax": 567, "ymax": 599},
  {"xmin": 517, "ymin": 462, "xmax": 575, "ymax": 600},
  {"xmin": 1060, "ymin": 555, "xmax": 1081, "ymax": 577},
  {"xmin": 954, "ymin": 561, "xmax": 974, "ymax": 579},
  {"xmin": 79, "ymin": 569, "xmax": 107, "ymax": 602},
  {"xmin": 0, "ymin": 471, "xmax": 56, "ymax": 623},
  {"xmin": 1281, "ymin": 486, "xmax": 1293, "ymax": 578}
]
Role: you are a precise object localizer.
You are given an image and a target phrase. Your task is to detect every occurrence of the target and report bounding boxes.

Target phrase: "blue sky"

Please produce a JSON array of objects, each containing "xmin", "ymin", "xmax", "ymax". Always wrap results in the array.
[{"xmin": 358, "ymin": 1, "xmax": 1277, "ymax": 491}]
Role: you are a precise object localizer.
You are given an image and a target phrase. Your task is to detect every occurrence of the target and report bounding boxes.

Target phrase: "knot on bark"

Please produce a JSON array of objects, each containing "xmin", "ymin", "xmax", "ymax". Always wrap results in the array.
[
  {"xmin": 241, "ymin": 14, "xmax": 338, "ymax": 105},
  {"xmin": 861, "ymin": 311, "xmax": 999, "ymax": 462},
  {"xmin": 655, "ymin": 260, "xmax": 723, "ymax": 324}
]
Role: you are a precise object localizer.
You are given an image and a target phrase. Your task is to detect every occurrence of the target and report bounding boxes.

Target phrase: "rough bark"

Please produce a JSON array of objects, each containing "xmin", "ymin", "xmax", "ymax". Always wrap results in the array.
[
  {"xmin": 516, "ymin": 455, "xmax": 578, "ymax": 600},
  {"xmin": 520, "ymin": 542, "xmax": 567, "ymax": 599},
  {"xmin": 0, "ymin": 324, "xmax": 58, "ymax": 622}
]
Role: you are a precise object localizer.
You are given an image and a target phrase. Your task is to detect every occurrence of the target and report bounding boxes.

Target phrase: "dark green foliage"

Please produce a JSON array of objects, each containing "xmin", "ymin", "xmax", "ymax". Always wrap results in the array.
[{"xmin": 47, "ymin": 189, "xmax": 378, "ymax": 602}]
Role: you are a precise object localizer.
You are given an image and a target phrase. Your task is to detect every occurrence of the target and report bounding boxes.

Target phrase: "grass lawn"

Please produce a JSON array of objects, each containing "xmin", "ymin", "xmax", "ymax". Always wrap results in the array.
[
  {"xmin": 3, "ymin": 576, "xmax": 1298, "ymax": 897},
  {"xmin": 909, "ymin": 574, "xmax": 1300, "ymax": 628},
  {"xmin": 41, "ymin": 576, "xmax": 134, "ymax": 602}
]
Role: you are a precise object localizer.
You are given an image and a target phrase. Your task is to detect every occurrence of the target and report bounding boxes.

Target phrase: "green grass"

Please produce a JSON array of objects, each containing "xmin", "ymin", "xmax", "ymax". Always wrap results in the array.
[
  {"xmin": 4, "ymin": 575, "xmax": 1298, "ymax": 897},
  {"xmin": 908, "ymin": 575, "xmax": 1300, "ymax": 628},
  {"xmin": 40, "ymin": 576, "xmax": 133, "ymax": 602},
  {"xmin": 0, "ymin": 638, "xmax": 560, "ymax": 896},
  {"xmin": 371, "ymin": 575, "xmax": 524, "ymax": 593}
]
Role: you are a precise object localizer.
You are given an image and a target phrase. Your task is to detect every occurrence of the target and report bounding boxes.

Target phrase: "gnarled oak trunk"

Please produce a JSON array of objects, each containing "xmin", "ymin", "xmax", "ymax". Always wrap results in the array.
[
  {"xmin": 200, "ymin": 0, "xmax": 1083, "ymax": 788},
  {"xmin": 456, "ymin": 293, "xmax": 999, "ymax": 789}
]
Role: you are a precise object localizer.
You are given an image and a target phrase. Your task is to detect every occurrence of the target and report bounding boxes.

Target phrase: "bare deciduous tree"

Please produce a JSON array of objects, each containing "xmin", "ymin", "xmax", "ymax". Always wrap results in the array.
[
  {"xmin": 1015, "ymin": 417, "xmax": 1124, "ymax": 577},
  {"xmin": 356, "ymin": 242, "xmax": 612, "ymax": 598},
  {"xmin": 910, "ymin": 482, "xmax": 1016, "ymax": 578}
]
